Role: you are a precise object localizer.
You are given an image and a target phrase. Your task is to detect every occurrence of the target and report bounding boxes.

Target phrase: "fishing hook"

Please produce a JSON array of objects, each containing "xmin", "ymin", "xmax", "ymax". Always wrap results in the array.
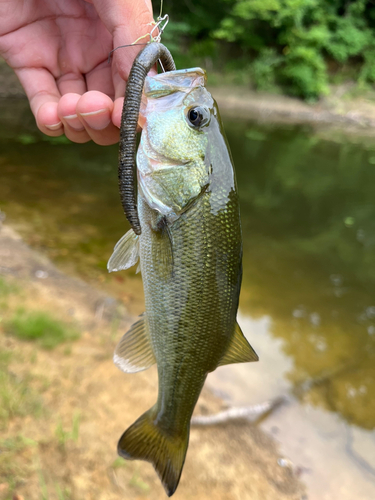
[
  {"xmin": 108, "ymin": 14, "xmax": 169, "ymax": 64},
  {"xmin": 150, "ymin": 14, "xmax": 169, "ymax": 43}
]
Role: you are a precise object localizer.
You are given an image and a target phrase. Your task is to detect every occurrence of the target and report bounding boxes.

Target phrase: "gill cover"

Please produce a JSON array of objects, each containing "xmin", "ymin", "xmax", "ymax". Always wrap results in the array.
[{"xmin": 137, "ymin": 68, "xmax": 214, "ymax": 221}]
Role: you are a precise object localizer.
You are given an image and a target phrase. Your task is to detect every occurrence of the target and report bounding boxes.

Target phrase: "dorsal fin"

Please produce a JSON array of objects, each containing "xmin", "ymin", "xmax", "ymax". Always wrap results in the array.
[{"xmin": 217, "ymin": 321, "xmax": 258, "ymax": 367}]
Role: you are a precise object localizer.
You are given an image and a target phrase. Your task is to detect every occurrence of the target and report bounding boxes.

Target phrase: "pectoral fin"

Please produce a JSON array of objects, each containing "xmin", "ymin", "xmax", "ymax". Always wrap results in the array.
[
  {"xmin": 107, "ymin": 229, "xmax": 139, "ymax": 273},
  {"xmin": 150, "ymin": 214, "xmax": 173, "ymax": 279},
  {"xmin": 217, "ymin": 322, "xmax": 259, "ymax": 367},
  {"xmin": 113, "ymin": 314, "xmax": 156, "ymax": 373}
]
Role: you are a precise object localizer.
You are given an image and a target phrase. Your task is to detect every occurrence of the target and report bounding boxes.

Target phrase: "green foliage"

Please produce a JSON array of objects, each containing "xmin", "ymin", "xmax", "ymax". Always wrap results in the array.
[
  {"xmin": 166, "ymin": 0, "xmax": 375, "ymax": 99},
  {"xmin": 251, "ymin": 48, "xmax": 282, "ymax": 91},
  {"xmin": 282, "ymin": 46, "xmax": 328, "ymax": 99},
  {"xmin": 6, "ymin": 310, "xmax": 79, "ymax": 349}
]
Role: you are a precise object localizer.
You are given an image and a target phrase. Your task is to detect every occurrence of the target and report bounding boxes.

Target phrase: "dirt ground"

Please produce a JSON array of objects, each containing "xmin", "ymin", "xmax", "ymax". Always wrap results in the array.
[{"xmin": 0, "ymin": 222, "xmax": 306, "ymax": 500}]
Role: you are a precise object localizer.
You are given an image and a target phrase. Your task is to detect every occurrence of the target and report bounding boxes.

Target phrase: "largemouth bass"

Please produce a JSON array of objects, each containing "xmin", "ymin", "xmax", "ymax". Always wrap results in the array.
[{"xmin": 108, "ymin": 66, "xmax": 258, "ymax": 496}]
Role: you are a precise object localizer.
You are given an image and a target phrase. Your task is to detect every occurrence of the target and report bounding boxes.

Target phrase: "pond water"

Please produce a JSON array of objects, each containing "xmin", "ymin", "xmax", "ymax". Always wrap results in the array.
[{"xmin": 1, "ymin": 99, "xmax": 375, "ymax": 499}]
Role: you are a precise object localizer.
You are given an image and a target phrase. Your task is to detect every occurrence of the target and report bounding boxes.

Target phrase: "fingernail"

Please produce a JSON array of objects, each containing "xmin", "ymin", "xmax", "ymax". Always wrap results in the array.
[
  {"xmin": 45, "ymin": 122, "xmax": 62, "ymax": 131},
  {"xmin": 62, "ymin": 114, "xmax": 85, "ymax": 131},
  {"xmin": 79, "ymin": 109, "xmax": 111, "ymax": 131}
]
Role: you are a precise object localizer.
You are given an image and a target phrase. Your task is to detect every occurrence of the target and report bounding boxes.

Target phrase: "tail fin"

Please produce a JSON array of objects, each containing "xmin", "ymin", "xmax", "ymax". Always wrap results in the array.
[{"xmin": 118, "ymin": 408, "xmax": 189, "ymax": 497}]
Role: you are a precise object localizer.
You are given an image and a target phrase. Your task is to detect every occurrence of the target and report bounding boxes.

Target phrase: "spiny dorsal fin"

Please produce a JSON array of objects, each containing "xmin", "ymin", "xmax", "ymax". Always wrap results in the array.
[
  {"xmin": 118, "ymin": 407, "xmax": 189, "ymax": 497},
  {"xmin": 217, "ymin": 321, "xmax": 258, "ymax": 367},
  {"xmin": 113, "ymin": 314, "xmax": 156, "ymax": 373},
  {"xmin": 107, "ymin": 228, "xmax": 139, "ymax": 273}
]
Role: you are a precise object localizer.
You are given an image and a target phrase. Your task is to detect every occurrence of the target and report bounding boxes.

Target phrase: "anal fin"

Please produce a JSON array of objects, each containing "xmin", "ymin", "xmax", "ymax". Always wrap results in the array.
[
  {"xmin": 217, "ymin": 321, "xmax": 258, "ymax": 367},
  {"xmin": 113, "ymin": 314, "xmax": 156, "ymax": 373}
]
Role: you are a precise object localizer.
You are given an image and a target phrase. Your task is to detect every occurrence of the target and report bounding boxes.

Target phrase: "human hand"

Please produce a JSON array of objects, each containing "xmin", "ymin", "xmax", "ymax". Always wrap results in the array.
[{"xmin": 0, "ymin": 0, "xmax": 154, "ymax": 144}]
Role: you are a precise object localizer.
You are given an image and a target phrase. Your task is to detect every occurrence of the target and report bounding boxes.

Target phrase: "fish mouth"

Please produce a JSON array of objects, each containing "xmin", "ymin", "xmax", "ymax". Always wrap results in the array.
[{"xmin": 144, "ymin": 67, "xmax": 207, "ymax": 98}]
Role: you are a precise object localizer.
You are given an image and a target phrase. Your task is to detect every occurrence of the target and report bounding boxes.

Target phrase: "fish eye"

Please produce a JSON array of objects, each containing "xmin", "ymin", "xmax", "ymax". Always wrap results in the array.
[{"xmin": 186, "ymin": 106, "xmax": 210, "ymax": 128}]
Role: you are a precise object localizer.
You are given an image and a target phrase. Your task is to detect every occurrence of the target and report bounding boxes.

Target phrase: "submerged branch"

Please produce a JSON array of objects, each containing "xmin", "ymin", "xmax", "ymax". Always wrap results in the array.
[{"xmin": 191, "ymin": 396, "xmax": 286, "ymax": 426}]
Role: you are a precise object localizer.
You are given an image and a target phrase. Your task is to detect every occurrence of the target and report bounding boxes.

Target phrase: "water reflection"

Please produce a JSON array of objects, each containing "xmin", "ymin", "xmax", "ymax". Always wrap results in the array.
[
  {"xmin": 223, "ymin": 121, "xmax": 375, "ymax": 430},
  {"xmin": 208, "ymin": 313, "xmax": 375, "ymax": 500},
  {"xmin": 1, "ymin": 100, "xmax": 375, "ymax": 497}
]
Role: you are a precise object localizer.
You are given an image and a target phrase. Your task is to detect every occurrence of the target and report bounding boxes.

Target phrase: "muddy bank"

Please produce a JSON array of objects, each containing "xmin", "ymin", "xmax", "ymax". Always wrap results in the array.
[{"xmin": 0, "ymin": 221, "xmax": 305, "ymax": 500}]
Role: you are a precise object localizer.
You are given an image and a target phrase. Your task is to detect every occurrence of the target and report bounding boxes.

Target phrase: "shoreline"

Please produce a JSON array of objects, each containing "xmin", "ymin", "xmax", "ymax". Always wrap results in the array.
[
  {"xmin": 1, "ymin": 59, "xmax": 375, "ymax": 134},
  {"xmin": 211, "ymin": 85, "xmax": 375, "ymax": 133}
]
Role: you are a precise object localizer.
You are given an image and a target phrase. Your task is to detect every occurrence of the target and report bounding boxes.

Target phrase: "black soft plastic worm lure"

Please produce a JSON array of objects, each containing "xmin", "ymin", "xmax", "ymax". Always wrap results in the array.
[{"xmin": 118, "ymin": 43, "xmax": 176, "ymax": 235}]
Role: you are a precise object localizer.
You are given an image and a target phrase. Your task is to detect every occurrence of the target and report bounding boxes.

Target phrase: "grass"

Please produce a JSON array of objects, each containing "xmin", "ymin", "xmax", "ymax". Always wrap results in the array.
[
  {"xmin": 5, "ymin": 309, "xmax": 79, "ymax": 349},
  {"xmin": 55, "ymin": 412, "xmax": 80, "ymax": 450},
  {"xmin": 55, "ymin": 483, "xmax": 72, "ymax": 500},
  {"xmin": 111, "ymin": 457, "xmax": 128, "ymax": 469},
  {"xmin": 0, "ymin": 277, "xmax": 19, "ymax": 297},
  {"xmin": 0, "ymin": 350, "xmax": 42, "ymax": 428},
  {"xmin": 39, "ymin": 472, "xmax": 48, "ymax": 500},
  {"xmin": 39, "ymin": 473, "xmax": 72, "ymax": 500},
  {"xmin": 0, "ymin": 435, "xmax": 37, "ymax": 492},
  {"xmin": 129, "ymin": 472, "xmax": 150, "ymax": 493}
]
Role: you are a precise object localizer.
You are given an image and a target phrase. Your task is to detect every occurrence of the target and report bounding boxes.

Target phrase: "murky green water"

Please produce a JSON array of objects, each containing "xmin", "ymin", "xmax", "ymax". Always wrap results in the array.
[
  {"xmin": 234, "ymin": 123, "xmax": 375, "ymax": 430},
  {"xmin": 1, "ymin": 99, "xmax": 375, "ymax": 498}
]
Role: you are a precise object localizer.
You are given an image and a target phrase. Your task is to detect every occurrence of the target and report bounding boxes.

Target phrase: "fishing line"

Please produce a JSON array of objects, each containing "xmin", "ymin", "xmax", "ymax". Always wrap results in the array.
[
  {"xmin": 159, "ymin": 0, "xmax": 164, "ymax": 19},
  {"xmin": 107, "ymin": 12, "xmax": 169, "ymax": 64},
  {"xmin": 107, "ymin": 43, "xmax": 148, "ymax": 64}
]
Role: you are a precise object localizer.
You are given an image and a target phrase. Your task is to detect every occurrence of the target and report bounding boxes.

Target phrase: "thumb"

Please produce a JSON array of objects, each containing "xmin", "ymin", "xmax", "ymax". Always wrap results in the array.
[{"xmin": 91, "ymin": 0, "xmax": 155, "ymax": 78}]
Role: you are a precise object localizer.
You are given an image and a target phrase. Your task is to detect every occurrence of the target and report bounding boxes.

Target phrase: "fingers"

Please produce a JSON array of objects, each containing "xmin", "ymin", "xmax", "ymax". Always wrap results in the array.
[
  {"xmin": 13, "ymin": 0, "xmax": 155, "ymax": 145},
  {"xmin": 112, "ymin": 97, "xmax": 124, "ymax": 129},
  {"xmin": 16, "ymin": 66, "xmax": 119, "ymax": 144},
  {"xmin": 57, "ymin": 72, "xmax": 87, "ymax": 97},
  {"xmin": 93, "ymin": 0, "xmax": 155, "ymax": 79},
  {"xmin": 57, "ymin": 93, "xmax": 91, "ymax": 143},
  {"xmin": 16, "ymin": 67, "xmax": 64, "ymax": 136},
  {"xmin": 57, "ymin": 91, "xmax": 119, "ymax": 145},
  {"xmin": 85, "ymin": 60, "xmax": 115, "ymax": 100},
  {"xmin": 76, "ymin": 91, "xmax": 119, "ymax": 145}
]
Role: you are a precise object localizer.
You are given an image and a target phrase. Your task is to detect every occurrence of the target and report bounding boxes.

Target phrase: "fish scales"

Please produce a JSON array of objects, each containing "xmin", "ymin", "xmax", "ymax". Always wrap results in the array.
[
  {"xmin": 139, "ymin": 183, "xmax": 241, "ymax": 432},
  {"xmin": 108, "ymin": 66, "xmax": 258, "ymax": 497}
]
